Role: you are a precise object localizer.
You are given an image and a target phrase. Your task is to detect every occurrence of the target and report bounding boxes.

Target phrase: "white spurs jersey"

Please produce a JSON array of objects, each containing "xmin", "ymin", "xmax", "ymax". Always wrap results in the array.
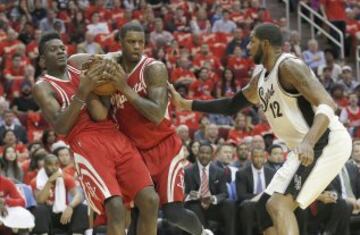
[{"xmin": 257, "ymin": 53, "xmax": 343, "ymax": 149}]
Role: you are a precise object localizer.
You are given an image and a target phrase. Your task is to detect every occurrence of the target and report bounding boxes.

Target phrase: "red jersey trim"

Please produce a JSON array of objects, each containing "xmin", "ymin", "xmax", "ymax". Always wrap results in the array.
[{"xmin": 128, "ymin": 56, "xmax": 147, "ymax": 77}]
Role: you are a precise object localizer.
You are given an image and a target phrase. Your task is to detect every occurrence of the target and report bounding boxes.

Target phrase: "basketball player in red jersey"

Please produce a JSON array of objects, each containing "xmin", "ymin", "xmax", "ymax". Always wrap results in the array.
[
  {"xmin": 70, "ymin": 22, "xmax": 214, "ymax": 235},
  {"xmin": 32, "ymin": 32, "xmax": 159, "ymax": 235}
]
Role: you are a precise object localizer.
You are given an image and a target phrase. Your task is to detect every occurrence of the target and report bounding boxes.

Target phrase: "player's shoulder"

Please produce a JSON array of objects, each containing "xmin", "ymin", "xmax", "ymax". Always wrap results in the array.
[
  {"xmin": 33, "ymin": 77, "xmax": 55, "ymax": 97},
  {"xmin": 144, "ymin": 57, "xmax": 166, "ymax": 71},
  {"xmin": 279, "ymin": 54, "xmax": 307, "ymax": 72}
]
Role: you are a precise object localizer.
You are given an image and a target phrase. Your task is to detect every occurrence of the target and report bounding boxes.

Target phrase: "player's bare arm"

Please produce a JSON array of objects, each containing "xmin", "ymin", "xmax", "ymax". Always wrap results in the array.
[
  {"xmin": 169, "ymin": 73, "xmax": 260, "ymax": 115},
  {"xmin": 113, "ymin": 62, "xmax": 169, "ymax": 124},
  {"xmin": 279, "ymin": 59, "xmax": 337, "ymax": 166},
  {"xmin": 33, "ymin": 63, "xmax": 106, "ymax": 135},
  {"xmin": 87, "ymin": 93, "xmax": 111, "ymax": 121}
]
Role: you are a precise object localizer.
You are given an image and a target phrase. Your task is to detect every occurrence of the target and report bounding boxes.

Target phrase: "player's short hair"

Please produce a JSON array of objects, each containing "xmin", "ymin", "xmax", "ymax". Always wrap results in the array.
[
  {"xmin": 120, "ymin": 21, "xmax": 144, "ymax": 40},
  {"xmin": 254, "ymin": 23, "xmax": 283, "ymax": 47},
  {"xmin": 39, "ymin": 31, "xmax": 61, "ymax": 55}
]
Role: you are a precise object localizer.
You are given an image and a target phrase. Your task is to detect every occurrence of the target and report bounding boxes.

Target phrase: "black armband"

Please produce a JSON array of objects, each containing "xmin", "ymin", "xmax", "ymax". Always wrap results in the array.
[{"xmin": 192, "ymin": 91, "xmax": 252, "ymax": 115}]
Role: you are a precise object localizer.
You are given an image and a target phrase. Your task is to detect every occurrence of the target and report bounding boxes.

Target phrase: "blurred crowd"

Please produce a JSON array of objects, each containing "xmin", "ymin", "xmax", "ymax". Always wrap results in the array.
[{"xmin": 0, "ymin": 0, "xmax": 360, "ymax": 234}]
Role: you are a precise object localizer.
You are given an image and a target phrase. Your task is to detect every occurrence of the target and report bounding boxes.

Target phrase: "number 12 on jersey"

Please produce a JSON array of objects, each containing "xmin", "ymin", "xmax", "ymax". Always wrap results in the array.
[{"xmin": 269, "ymin": 101, "xmax": 283, "ymax": 118}]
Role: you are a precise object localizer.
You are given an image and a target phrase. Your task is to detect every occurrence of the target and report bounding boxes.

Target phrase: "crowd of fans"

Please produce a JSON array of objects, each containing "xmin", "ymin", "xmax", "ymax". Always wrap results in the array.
[{"xmin": 0, "ymin": 0, "xmax": 360, "ymax": 234}]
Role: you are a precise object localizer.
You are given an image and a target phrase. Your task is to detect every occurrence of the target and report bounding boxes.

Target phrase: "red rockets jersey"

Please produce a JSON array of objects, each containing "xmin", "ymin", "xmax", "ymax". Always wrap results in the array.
[
  {"xmin": 37, "ymin": 64, "xmax": 117, "ymax": 142},
  {"xmin": 110, "ymin": 56, "xmax": 175, "ymax": 150}
]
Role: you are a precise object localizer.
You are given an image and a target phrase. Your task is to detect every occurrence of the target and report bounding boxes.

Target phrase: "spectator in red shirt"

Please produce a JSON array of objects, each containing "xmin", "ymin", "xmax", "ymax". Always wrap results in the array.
[
  {"xmin": 3, "ymin": 53, "xmax": 26, "ymax": 98},
  {"xmin": 252, "ymin": 111, "xmax": 271, "ymax": 136},
  {"xmin": 228, "ymin": 112, "xmax": 253, "ymax": 144},
  {"xmin": 227, "ymin": 46, "xmax": 253, "ymax": 80},
  {"xmin": 189, "ymin": 67, "xmax": 215, "ymax": 99},
  {"xmin": 30, "ymin": 154, "xmax": 88, "ymax": 234},
  {"xmin": 26, "ymin": 29, "xmax": 41, "ymax": 62},
  {"xmin": 173, "ymin": 7, "xmax": 190, "ymax": 32},
  {"xmin": 193, "ymin": 44, "xmax": 222, "ymax": 71},
  {"xmin": 85, "ymin": 0, "xmax": 109, "ymax": 21},
  {"xmin": 0, "ymin": 160, "xmax": 27, "ymax": 235},
  {"xmin": 340, "ymin": 92, "xmax": 360, "ymax": 135},
  {"xmin": 171, "ymin": 56, "xmax": 196, "ymax": 85},
  {"xmin": 0, "ymin": 28, "xmax": 22, "ymax": 58},
  {"xmin": 331, "ymin": 84, "xmax": 348, "ymax": 110},
  {"xmin": 320, "ymin": 0, "xmax": 346, "ymax": 52}
]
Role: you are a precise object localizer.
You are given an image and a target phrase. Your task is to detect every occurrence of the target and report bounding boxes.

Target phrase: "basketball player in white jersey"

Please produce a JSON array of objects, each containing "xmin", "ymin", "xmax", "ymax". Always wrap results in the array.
[{"xmin": 169, "ymin": 23, "xmax": 352, "ymax": 235}]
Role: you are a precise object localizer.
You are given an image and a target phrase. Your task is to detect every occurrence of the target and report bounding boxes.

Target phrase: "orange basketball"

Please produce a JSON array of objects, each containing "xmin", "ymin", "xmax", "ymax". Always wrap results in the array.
[{"xmin": 93, "ymin": 82, "xmax": 117, "ymax": 96}]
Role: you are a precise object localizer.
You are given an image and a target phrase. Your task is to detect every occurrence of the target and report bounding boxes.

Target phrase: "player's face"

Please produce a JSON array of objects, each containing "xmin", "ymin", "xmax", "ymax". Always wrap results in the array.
[
  {"xmin": 122, "ymin": 31, "xmax": 145, "ymax": 63},
  {"xmin": 247, "ymin": 32, "xmax": 264, "ymax": 65},
  {"xmin": 198, "ymin": 145, "xmax": 213, "ymax": 167},
  {"xmin": 42, "ymin": 39, "xmax": 67, "ymax": 68}
]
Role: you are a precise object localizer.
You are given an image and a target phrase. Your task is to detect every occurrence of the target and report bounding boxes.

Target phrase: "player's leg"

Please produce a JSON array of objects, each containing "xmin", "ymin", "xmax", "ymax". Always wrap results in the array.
[
  {"xmin": 113, "ymin": 140, "xmax": 159, "ymax": 235},
  {"xmin": 105, "ymin": 196, "xmax": 126, "ymax": 235},
  {"xmin": 133, "ymin": 186, "xmax": 159, "ymax": 235},
  {"xmin": 71, "ymin": 138, "xmax": 127, "ymax": 235},
  {"xmin": 266, "ymin": 193, "xmax": 299, "ymax": 235}
]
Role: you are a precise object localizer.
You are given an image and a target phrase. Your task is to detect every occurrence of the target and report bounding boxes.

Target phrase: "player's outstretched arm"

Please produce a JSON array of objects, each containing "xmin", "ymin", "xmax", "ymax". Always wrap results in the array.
[
  {"xmin": 169, "ymin": 74, "xmax": 260, "ymax": 115},
  {"xmin": 279, "ymin": 59, "xmax": 337, "ymax": 166}
]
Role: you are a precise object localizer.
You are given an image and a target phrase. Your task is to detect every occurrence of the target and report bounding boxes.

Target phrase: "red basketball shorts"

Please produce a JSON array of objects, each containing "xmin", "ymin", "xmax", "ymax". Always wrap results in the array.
[
  {"xmin": 69, "ymin": 129, "xmax": 153, "ymax": 215},
  {"xmin": 140, "ymin": 134, "xmax": 185, "ymax": 205}
]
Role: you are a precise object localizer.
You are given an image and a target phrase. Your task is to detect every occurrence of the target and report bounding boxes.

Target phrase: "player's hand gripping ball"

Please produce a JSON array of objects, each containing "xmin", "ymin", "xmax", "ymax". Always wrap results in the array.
[{"xmin": 82, "ymin": 56, "xmax": 118, "ymax": 96}]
